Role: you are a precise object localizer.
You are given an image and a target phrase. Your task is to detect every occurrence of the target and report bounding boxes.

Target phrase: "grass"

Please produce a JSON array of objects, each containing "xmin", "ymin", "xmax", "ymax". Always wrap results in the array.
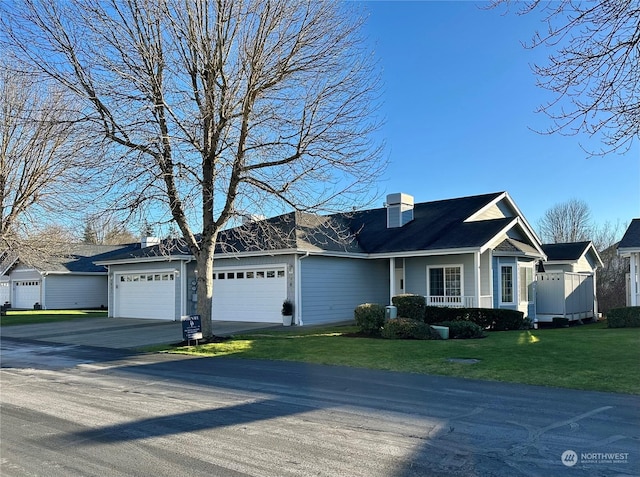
[
  {"xmin": 165, "ymin": 321, "xmax": 640, "ymax": 394},
  {"xmin": 0, "ymin": 309, "xmax": 108, "ymax": 326}
]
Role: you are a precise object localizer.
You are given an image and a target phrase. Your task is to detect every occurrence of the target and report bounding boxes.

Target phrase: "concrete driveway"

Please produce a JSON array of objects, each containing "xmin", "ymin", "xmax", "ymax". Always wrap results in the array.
[{"xmin": 0, "ymin": 317, "xmax": 279, "ymax": 349}]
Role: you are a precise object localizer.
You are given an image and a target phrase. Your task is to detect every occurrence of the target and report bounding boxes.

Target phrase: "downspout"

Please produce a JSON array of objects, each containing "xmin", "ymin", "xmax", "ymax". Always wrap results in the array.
[
  {"xmin": 41, "ymin": 273, "xmax": 47, "ymax": 310},
  {"xmin": 295, "ymin": 251, "xmax": 309, "ymax": 326},
  {"xmin": 389, "ymin": 258, "xmax": 395, "ymax": 304},
  {"xmin": 474, "ymin": 251, "xmax": 481, "ymax": 308}
]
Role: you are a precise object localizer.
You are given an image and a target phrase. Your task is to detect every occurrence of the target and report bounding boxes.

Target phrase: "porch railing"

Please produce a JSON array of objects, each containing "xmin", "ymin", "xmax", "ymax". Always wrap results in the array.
[{"xmin": 426, "ymin": 295, "xmax": 475, "ymax": 308}]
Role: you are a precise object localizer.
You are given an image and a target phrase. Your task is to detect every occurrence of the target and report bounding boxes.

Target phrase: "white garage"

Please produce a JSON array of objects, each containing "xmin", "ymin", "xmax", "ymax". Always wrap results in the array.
[
  {"xmin": 212, "ymin": 266, "xmax": 287, "ymax": 323},
  {"xmin": 114, "ymin": 272, "xmax": 176, "ymax": 320},
  {"xmin": 13, "ymin": 280, "xmax": 41, "ymax": 309}
]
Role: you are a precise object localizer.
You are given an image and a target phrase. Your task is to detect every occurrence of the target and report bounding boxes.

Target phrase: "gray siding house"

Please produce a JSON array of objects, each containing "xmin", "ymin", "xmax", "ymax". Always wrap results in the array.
[
  {"xmin": 97, "ymin": 191, "xmax": 550, "ymax": 325},
  {"xmin": 1, "ymin": 244, "xmax": 139, "ymax": 310}
]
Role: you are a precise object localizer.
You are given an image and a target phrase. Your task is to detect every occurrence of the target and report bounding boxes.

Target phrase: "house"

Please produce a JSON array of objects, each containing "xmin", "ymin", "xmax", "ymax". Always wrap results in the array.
[
  {"xmin": 96, "ymin": 191, "xmax": 549, "ymax": 325},
  {"xmin": 0, "ymin": 243, "xmax": 139, "ymax": 310},
  {"xmin": 618, "ymin": 219, "xmax": 640, "ymax": 306},
  {"xmin": 536, "ymin": 241, "xmax": 603, "ymax": 323}
]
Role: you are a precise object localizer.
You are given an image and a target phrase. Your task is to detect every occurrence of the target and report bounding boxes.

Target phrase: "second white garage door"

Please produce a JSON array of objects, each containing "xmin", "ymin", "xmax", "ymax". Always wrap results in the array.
[
  {"xmin": 13, "ymin": 280, "xmax": 41, "ymax": 309},
  {"xmin": 212, "ymin": 266, "xmax": 287, "ymax": 323},
  {"xmin": 115, "ymin": 272, "xmax": 176, "ymax": 320}
]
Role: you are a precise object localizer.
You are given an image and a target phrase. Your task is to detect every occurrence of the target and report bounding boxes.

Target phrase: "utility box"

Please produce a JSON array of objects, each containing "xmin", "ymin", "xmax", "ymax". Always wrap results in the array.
[{"xmin": 385, "ymin": 305, "xmax": 397, "ymax": 320}]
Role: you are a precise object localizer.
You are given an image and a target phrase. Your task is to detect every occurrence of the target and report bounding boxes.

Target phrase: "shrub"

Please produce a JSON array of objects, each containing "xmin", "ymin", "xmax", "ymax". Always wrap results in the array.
[
  {"xmin": 423, "ymin": 307, "xmax": 524, "ymax": 331},
  {"xmin": 424, "ymin": 306, "xmax": 461, "ymax": 324},
  {"xmin": 354, "ymin": 303, "xmax": 386, "ymax": 336},
  {"xmin": 392, "ymin": 294, "xmax": 426, "ymax": 321},
  {"xmin": 487, "ymin": 309, "xmax": 525, "ymax": 331},
  {"xmin": 436, "ymin": 320, "xmax": 485, "ymax": 339},
  {"xmin": 381, "ymin": 318, "xmax": 440, "ymax": 340},
  {"xmin": 607, "ymin": 307, "xmax": 640, "ymax": 328}
]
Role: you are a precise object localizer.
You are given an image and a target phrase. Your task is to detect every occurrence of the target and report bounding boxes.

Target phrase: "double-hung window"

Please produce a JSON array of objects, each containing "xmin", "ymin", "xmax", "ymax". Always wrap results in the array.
[
  {"xmin": 500, "ymin": 265, "xmax": 514, "ymax": 304},
  {"xmin": 428, "ymin": 266, "xmax": 462, "ymax": 297}
]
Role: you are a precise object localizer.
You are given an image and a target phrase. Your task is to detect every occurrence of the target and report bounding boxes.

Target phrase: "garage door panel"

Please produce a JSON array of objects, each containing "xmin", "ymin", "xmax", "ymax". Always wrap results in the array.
[
  {"xmin": 115, "ymin": 273, "xmax": 175, "ymax": 320},
  {"xmin": 213, "ymin": 267, "xmax": 286, "ymax": 323},
  {"xmin": 14, "ymin": 281, "xmax": 41, "ymax": 309}
]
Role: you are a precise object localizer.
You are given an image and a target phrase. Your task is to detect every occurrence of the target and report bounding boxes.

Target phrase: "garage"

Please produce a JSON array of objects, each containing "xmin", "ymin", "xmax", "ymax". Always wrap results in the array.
[
  {"xmin": 115, "ymin": 272, "xmax": 176, "ymax": 320},
  {"xmin": 212, "ymin": 266, "xmax": 287, "ymax": 323},
  {"xmin": 13, "ymin": 280, "xmax": 41, "ymax": 309}
]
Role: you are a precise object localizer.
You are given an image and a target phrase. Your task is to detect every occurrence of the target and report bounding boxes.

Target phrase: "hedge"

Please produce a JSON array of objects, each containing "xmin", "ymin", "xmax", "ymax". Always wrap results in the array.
[
  {"xmin": 391, "ymin": 294, "xmax": 426, "ymax": 321},
  {"xmin": 607, "ymin": 307, "xmax": 640, "ymax": 328},
  {"xmin": 435, "ymin": 320, "xmax": 485, "ymax": 339},
  {"xmin": 381, "ymin": 318, "xmax": 440, "ymax": 340},
  {"xmin": 424, "ymin": 306, "xmax": 525, "ymax": 331},
  {"xmin": 354, "ymin": 303, "xmax": 386, "ymax": 336}
]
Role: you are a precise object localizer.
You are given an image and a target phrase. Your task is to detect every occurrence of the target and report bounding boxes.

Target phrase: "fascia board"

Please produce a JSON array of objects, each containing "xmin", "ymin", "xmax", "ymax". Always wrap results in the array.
[
  {"xmin": 370, "ymin": 247, "xmax": 481, "ymax": 259},
  {"xmin": 94, "ymin": 255, "xmax": 194, "ymax": 266},
  {"xmin": 617, "ymin": 246, "xmax": 640, "ymax": 256}
]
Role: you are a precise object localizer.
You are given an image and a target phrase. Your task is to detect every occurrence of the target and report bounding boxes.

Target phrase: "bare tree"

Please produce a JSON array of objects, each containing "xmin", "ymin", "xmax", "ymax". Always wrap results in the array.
[
  {"xmin": 537, "ymin": 198, "xmax": 592, "ymax": 244},
  {"xmin": 1, "ymin": 0, "xmax": 384, "ymax": 337},
  {"xmin": 83, "ymin": 215, "xmax": 137, "ymax": 245},
  {"xmin": 490, "ymin": 0, "xmax": 640, "ymax": 156},
  {"xmin": 0, "ymin": 64, "xmax": 98, "ymax": 265},
  {"xmin": 592, "ymin": 220, "xmax": 628, "ymax": 314}
]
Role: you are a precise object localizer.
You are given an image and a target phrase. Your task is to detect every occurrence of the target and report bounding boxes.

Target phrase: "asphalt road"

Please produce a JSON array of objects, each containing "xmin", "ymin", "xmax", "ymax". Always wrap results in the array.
[{"xmin": 1, "ymin": 336, "xmax": 638, "ymax": 477}]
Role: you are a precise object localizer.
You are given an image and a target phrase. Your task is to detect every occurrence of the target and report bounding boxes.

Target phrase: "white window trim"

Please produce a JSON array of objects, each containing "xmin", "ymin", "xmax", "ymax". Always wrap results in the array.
[
  {"xmin": 426, "ymin": 264, "xmax": 464, "ymax": 297},
  {"xmin": 499, "ymin": 264, "xmax": 515, "ymax": 304}
]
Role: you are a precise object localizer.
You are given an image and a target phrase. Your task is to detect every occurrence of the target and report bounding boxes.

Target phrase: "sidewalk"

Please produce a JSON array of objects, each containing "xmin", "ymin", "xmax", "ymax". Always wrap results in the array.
[{"xmin": 0, "ymin": 317, "xmax": 279, "ymax": 349}]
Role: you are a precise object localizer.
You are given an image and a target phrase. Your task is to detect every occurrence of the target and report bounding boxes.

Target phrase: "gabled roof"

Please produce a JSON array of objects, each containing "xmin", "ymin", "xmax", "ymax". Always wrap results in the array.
[
  {"xmin": 541, "ymin": 241, "xmax": 603, "ymax": 268},
  {"xmin": 618, "ymin": 219, "xmax": 640, "ymax": 254},
  {"xmin": 98, "ymin": 191, "xmax": 545, "ymax": 265},
  {"xmin": 6, "ymin": 244, "xmax": 141, "ymax": 274}
]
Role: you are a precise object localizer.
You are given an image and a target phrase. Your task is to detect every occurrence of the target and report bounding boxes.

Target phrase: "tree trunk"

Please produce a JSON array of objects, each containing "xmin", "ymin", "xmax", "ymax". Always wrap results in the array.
[{"xmin": 195, "ymin": 246, "xmax": 215, "ymax": 338}]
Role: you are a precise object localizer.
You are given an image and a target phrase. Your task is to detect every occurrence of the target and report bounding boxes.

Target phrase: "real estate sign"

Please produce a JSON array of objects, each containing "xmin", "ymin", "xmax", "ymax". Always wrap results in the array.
[{"xmin": 181, "ymin": 315, "xmax": 203, "ymax": 341}]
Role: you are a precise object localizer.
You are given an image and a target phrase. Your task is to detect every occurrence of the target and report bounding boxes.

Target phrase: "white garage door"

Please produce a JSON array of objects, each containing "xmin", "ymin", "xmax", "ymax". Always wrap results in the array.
[
  {"xmin": 115, "ymin": 272, "xmax": 176, "ymax": 320},
  {"xmin": 13, "ymin": 280, "xmax": 41, "ymax": 309},
  {"xmin": 212, "ymin": 266, "xmax": 287, "ymax": 323}
]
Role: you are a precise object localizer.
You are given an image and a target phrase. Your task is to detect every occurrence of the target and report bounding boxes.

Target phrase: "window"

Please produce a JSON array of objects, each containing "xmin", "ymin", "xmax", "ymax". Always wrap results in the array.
[
  {"xmin": 501, "ymin": 266, "xmax": 514, "ymax": 303},
  {"xmin": 428, "ymin": 266, "xmax": 462, "ymax": 297},
  {"xmin": 246, "ymin": 272, "xmax": 254, "ymax": 279},
  {"xmin": 237, "ymin": 272, "xmax": 244, "ymax": 279},
  {"xmin": 277, "ymin": 270, "xmax": 285, "ymax": 278},
  {"xmin": 519, "ymin": 266, "xmax": 533, "ymax": 302},
  {"xmin": 267, "ymin": 270, "xmax": 275, "ymax": 278}
]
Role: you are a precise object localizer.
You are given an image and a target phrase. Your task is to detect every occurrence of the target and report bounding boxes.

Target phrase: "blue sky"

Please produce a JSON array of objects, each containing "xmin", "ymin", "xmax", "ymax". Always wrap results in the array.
[{"xmin": 360, "ymin": 1, "xmax": 639, "ymax": 231}]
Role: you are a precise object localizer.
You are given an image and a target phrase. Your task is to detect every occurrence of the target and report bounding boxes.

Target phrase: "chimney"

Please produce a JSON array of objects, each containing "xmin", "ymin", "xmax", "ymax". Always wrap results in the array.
[
  {"xmin": 386, "ymin": 193, "xmax": 414, "ymax": 228},
  {"xmin": 141, "ymin": 236, "xmax": 160, "ymax": 248}
]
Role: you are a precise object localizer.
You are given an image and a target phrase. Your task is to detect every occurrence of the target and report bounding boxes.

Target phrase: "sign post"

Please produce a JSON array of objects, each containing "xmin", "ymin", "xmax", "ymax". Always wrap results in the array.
[{"xmin": 181, "ymin": 315, "xmax": 203, "ymax": 345}]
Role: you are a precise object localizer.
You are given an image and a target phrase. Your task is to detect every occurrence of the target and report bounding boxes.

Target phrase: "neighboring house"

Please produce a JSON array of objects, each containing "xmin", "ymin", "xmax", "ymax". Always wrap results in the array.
[
  {"xmin": 618, "ymin": 219, "xmax": 640, "ymax": 306},
  {"xmin": 96, "ymin": 191, "xmax": 550, "ymax": 325},
  {"xmin": 536, "ymin": 241, "xmax": 603, "ymax": 322},
  {"xmin": 1, "ymin": 243, "xmax": 139, "ymax": 310}
]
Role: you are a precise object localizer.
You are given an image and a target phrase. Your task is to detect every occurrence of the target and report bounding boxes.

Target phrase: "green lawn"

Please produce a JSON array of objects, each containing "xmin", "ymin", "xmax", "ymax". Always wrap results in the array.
[
  {"xmin": 166, "ymin": 321, "xmax": 640, "ymax": 394},
  {"xmin": 0, "ymin": 309, "xmax": 108, "ymax": 326}
]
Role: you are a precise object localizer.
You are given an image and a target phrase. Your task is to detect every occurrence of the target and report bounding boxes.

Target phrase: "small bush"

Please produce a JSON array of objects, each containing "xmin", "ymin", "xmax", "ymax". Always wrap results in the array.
[
  {"xmin": 354, "ymin": 303, "xmax": 386, "ymax": 336},
  {"xmin": 436, "ymin": 320, "xmax": 485, "ymax": 339},
  {"xmin": 381, "ymin": 318, "xmax": 440, "ymax": 340},
  {"xmin": 488, "ymin": 309, "xmax": 525, "ymax": 331},
  {"xmin": 607, "ymin": 307, "xmax": 640, "ymax": 328},
  {"xmin": 392, "ymin": 294, "xmax": 426, "ymax": 321}
]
